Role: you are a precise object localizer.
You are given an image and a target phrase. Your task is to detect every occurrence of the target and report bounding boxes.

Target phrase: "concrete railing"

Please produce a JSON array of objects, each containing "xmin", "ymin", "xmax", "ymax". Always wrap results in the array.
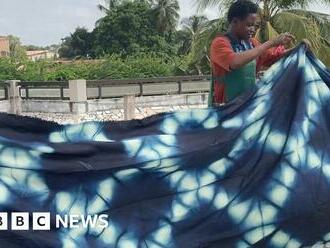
[
  {"xmin": 16, "ymin": 75, "xmax": 210, "ymax": 100},
  {"xmin": 0, "ymin": 76, "xmax": 211, "ymax": 120}
]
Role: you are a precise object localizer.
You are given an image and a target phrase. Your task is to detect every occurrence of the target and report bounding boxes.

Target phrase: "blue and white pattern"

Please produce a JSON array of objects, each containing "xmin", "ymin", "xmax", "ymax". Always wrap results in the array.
[{"xmin": 0, "ymin": 44, "xmax": 329, "ymax": 247}]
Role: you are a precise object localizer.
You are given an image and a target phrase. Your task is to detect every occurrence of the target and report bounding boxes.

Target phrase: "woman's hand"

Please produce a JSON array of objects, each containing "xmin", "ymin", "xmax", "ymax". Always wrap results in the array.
[
  {"xmin": 270, "ymin": 32, "xmax": 296, "ymax": 47},
  {"xmin": 301, "ymin": 38, "xmax": 312, "ymax": 50}
]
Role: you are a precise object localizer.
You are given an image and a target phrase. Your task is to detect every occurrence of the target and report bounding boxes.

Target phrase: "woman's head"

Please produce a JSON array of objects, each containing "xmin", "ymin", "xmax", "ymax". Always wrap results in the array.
[{"xmin": 227, "ymin": 0, "xmax": 259, "ymax": 40}]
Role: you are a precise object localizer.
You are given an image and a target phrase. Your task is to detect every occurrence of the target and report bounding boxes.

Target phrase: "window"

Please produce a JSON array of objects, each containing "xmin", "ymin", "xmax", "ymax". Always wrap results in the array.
[{"xmin": 0, "ymin": 51, "xmax": 9, "ymax": 57}]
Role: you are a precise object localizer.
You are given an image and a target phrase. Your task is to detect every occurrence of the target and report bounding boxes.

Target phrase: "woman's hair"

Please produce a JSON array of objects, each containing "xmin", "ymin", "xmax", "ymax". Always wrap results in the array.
[{"xmin": 227, "ymin": 0, "xmax": 259, "ymax": 23}]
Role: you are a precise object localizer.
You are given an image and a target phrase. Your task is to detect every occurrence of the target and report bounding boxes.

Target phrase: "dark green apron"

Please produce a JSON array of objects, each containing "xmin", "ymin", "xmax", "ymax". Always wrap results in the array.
[{"xmin": 209, "ymin": 34, "xmax": 256, "ymax": 106}]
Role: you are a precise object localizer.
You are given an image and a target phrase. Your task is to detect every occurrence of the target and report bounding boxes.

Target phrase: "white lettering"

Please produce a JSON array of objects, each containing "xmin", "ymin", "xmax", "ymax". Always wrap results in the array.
[
  {"xmin": 70, "ymin": 215, "xmax": 80, "ymax": 228},
  {"xmin": 56, "ymin": 214, "xmax": 68, "ymax": 228},
  {"xmin": 98, "ymin": 214, "xmax": 109, "ymax": 228}
]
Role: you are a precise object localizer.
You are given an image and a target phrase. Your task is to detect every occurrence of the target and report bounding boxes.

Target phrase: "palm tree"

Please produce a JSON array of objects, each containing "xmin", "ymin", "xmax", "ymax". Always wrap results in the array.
[
  {"xmin": 151, "ymin": 0, "xmax": 180, "ymax": 34},
  {"xmin": 188, "ymin": 18, "xmax": 227, "ymax": 74},
  {"xmin": 178, "ymin": 15, "xmax": 209, "ymax": 55},
  {"xmin": 97, "ymin": 0, "xmax": 120, "ymax": 14},
  {"xmin": 181, "ymin": 15, "xmax": 209, "ymax": 35},
  {"xmin": 95, "ymin": 0, "xmax": 121, "ymax": 27},
  {"xmin": 194, "ymin": 0, "xmax": 330, "ymax": 66}
]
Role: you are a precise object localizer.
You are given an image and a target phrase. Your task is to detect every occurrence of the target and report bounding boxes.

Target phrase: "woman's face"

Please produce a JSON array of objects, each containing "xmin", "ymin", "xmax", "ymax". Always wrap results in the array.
[{"xmin": 234, "ymin": 13, "xmax": 258, "ymax": 40}]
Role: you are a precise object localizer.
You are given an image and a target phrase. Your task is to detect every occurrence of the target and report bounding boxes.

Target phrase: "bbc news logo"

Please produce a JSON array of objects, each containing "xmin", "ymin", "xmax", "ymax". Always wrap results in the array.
[{"xmin": 0, "ymin": 212, "xmax": 109, "ymax": 230}]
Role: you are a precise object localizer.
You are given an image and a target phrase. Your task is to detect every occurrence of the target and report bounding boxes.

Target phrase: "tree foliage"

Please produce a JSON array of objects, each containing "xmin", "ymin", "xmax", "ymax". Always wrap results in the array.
[
  {"xmin": 0, "ymin": 53, "xmax": 183, "ymax": 81},
  {"xmin": 151, "ymin": 0, "xmax": 180, "ymax": 33},
  {"xmin": 59, "ymin": 0, "xmax": 180, "ymax": 59},
  {"xmin": 93, "ymin": 1, "xmax": 175, "ymax": 56},
  {"xmin": 176, "ymin": 15, "xmax": 209, "ymax": 55},
  {"xmin": 58, "ymin": 27, "xmax": 93, "ymax": 59},
  {"xmin": 7, "ymin": 35, "xmax": 27, "ymax": 61}
]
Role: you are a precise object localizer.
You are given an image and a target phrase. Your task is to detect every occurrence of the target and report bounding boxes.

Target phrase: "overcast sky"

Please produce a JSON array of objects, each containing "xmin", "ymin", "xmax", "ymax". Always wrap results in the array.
[{"xmin": 0, "ymin": 0, "xmax": 329, "ymax": 46}]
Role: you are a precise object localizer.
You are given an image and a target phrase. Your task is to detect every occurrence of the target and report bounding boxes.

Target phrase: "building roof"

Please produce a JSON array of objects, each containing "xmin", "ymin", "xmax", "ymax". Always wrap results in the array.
[
  {"xmin": 0, "ymin": 37, "xmax": 10, "ymax": 53},
  {"xmin": 26, "ymin": 50, "xmax": 49, "ymax": 56}
]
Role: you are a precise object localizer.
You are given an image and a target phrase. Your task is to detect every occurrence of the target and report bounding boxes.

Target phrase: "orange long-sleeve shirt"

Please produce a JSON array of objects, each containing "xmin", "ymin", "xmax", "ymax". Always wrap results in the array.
[{"xmin": 210, "ymin": 36, "xmax": 285, "ymax": 103}]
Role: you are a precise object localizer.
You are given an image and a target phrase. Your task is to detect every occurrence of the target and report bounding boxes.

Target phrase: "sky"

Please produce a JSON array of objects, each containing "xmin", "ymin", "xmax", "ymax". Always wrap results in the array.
[{"xmin": 0, "ymin": 0, "xmax": 329, "ymax": 46}]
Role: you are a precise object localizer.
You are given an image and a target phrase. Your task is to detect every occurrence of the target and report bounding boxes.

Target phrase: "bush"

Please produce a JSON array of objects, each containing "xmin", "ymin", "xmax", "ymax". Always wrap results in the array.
[
  {"xmin": 93, "ymin": 53, "xmax": 178, "ymax": 79},
  {"xmin": 0, "ymin": 54, "xmax": 188, "ymax": 81}
]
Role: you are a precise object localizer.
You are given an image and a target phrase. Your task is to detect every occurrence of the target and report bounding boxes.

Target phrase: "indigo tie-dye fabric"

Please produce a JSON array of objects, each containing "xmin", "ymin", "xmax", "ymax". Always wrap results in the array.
[{"xmin": 0, "ymin": 44, "xmax": 330, "ymax": 248}]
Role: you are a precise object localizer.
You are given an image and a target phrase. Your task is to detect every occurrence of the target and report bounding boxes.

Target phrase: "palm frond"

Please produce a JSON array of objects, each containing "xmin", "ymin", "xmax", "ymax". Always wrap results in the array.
[
  {"xmin": 152, "ymin": 0, "xmax": 180, "ymax": 32},
  {"xmin": 271, "ymin": 10, "xmax": 330, "ymax": 65},
  {"xmin": 255, "ymin": 21, "xmax": 279, "ymax": 41},
  {"xmin": 270, "ymin": 0, "xmax": 330, "ymax": 9},
  {"xmin": 316, "ymin": 40, "xmax": 330, "ymax": 66},
  {"xmin": 287, "ymin": 9, "xmax": 330, "ymax": 40},
  {"xmin": 271, "ymin": 11, "xmax": 322, "ymax": 49},
  {"xmin": 195, "ymin": 0, "xmax": 233, "ymax": 12},
  {"xmin": 188, "ymin": 18, "xmax": 227, "ymax": 67}
]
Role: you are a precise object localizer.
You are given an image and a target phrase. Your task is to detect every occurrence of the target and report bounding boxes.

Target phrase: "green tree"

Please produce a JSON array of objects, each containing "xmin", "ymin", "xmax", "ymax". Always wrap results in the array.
[
  {"xmin": 188, "ymin": 19, "xmax": 227, "ymax": 74},
  {"xmin": 182, "ymin": 15, "xmax": 208, "ymax": 34},
  {"xmin": 196, "ymin": 0, "xmax": 330, "ymax": 66},
  {"xmin": 58, "ymin": 27, "xmax": 93, "ymax": 59},
  {"xmin": 95, "ymin": 0, "xmax": 122, "ymax": 27},
  {"xmin": 151, "ymin": 0, "xmax": 180, "ymax": 34},
  {"xmin": 93, "ymin": 1, "xmax": 175, "ymax": 57},
  {"xmin": 7, "ymin": 35, "xmax": 27, "ymax": 60},
  {"xmin": 177, "ymin": 15, "xmax": 208, "ymax": 55},
  {"xmin": 24, "ymin": 45, "xmax": 45, "ymax": 51}
]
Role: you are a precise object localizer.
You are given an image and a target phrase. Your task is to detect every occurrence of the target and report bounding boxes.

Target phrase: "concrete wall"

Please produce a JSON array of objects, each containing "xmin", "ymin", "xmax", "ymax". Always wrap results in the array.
[
  {"xmin": 0, "ymin": 100, "xmax": 10, "ymax": 112},
  {"xmin": 1, "ymin": 79, "xmax": 210, "ymax": 123},
  {"xmin": 20, "ymin": 93, "xmax": 208, "ymax": 113},
  {"xmin": 0, "ymin": 93, "xmax": 209, "ymax": 123}
]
